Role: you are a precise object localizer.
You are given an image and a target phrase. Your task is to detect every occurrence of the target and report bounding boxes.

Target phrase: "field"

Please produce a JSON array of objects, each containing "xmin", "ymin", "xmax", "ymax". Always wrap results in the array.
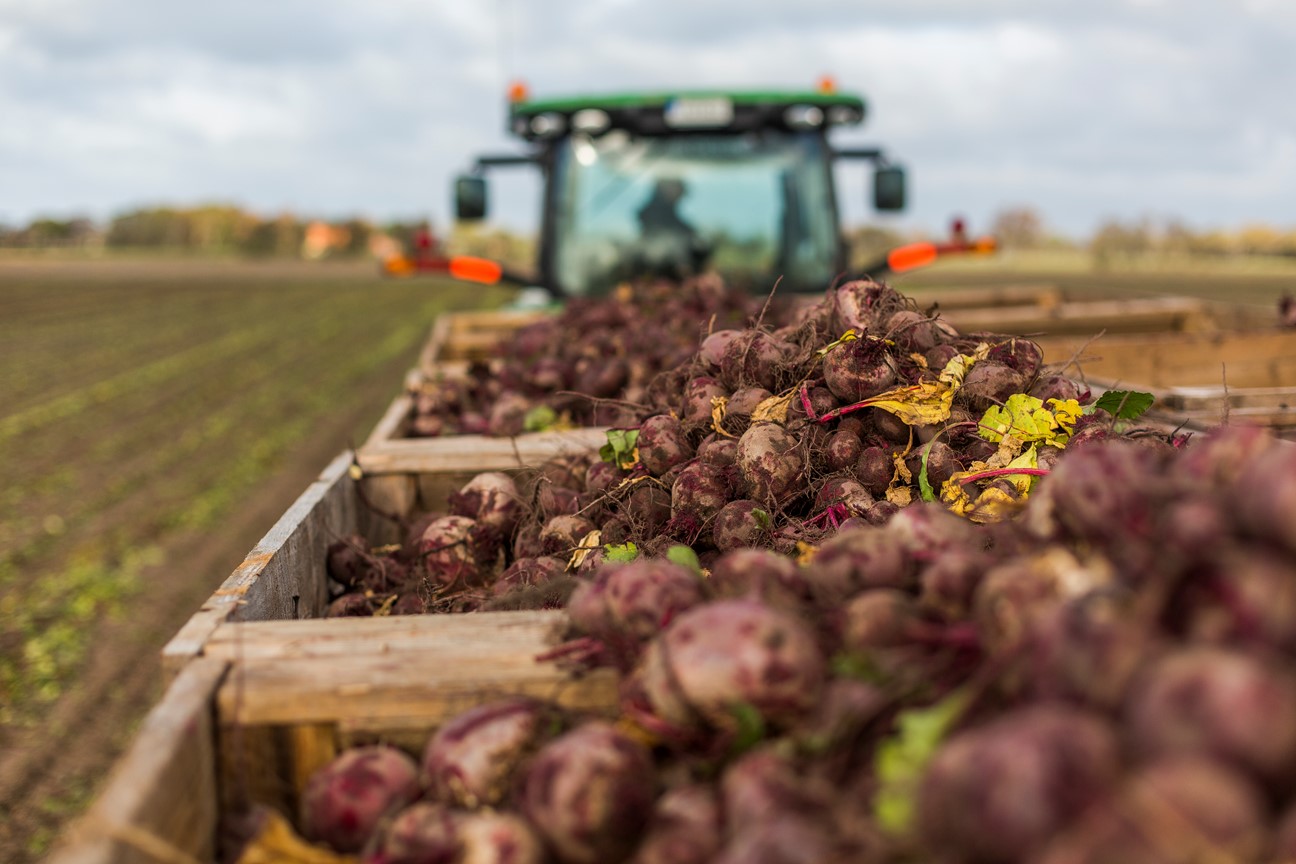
[
  {"xmin": 1, "ymin": 252, "xmax": 1293, "ymax": 862},
  {"xmin": 0, "ymin": 257, "xmax": 504, "ymax": 862}
]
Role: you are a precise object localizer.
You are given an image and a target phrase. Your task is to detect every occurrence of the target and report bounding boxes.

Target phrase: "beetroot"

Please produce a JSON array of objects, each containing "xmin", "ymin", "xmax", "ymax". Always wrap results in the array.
[
  {"xmin": 538, "ymin": 514, "xmax": 596, "ymax": 558},
  {"xmin": 809, "ymin": 526, "xmax": 911, "ymax": 599},
  {"xmin": 671, "ymin": 461, "xmax": 733, "ymax": 522},
  {"xmin": 956, "ymin": 359, "xmax": 1029, "ymax": 412},
  {"xmin": 456, "ymin": 811, "xmax": 545, "ymax": 864},
  {"xmin": 1035, "ymin": 757, "xmax": 1269, "ymax": 864},
  {"xmin": 1124, "ymin": 646, "xmax": 1296, "ymax": 782},
  {"xmin": 683, "ymin": 376, "xmax": 730, "ymax": 429},
  {"xmin": 637, "ymin": 415, "xmax": 694, "ymax": 476},
  {"xmin": 629, "ymin": 784, "xmax": 722, "ymax": 864},
  {"xmin": 736, "ymin": 423, "xmax": 807, "ymax": 504},
  {"xmin": 327, "ymin": 534, "xmax": 371, "ymax": 587},
  {"xmin": 711, "ymin": 499, "xmax": 773, "ymax": 552},
  {"xmin": 366, "ymin": 802, "xmax": 460, "ymax": 864},
  {"xmin": 708, "ymin": 547, "xmax": 810, "ymax": 608},
  {"xmin": 822, "ymin": 337, "xmax": 898, "ymax": 403},
  {"xmin": 824, "ymin": 429, "xmax": 862, "ymax": 472},
  {"xmin": 719, "ymin": 330, "xmax": 796, "ymax": 392},
  {"xmin": 602, "ymin": 559, "xmax": 705, "ymax": 641},
  {"xmin": 423, "ymin": 698, "xmax": 555, "ymax": 808},
  {"xmin": 517, "ymin": 722, "xmax": 655, "ymax": 864},
  {"xmin": 300, "ymin": 745, "xmax": 420, "ymax": 853},
  {"xmin": 1231, "ymin": 437, "xmax": 1296, "ymax": 553},
  {"xmin": 918, "ymin": 703, "xmax": 1120, "ymax": 862},
  {"xmin": 638, "ymin": 598, "xmax": 825, "ymax": 730},
  {"xmin": 419, "ymin": 515, "xmax": 487, "ymax": 585},
  {"xmin": 449, "ymin": 472, "xmax": 522, "ymax": 535},
  {"xmin": 854, "ymin": 446, "xmax": 895, "ymax": 497}
]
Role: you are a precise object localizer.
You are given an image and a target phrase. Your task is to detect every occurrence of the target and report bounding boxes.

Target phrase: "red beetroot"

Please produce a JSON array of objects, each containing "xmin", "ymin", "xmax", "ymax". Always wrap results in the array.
[
  {"xmin": 683, "ymin": 376, "xmax": 730, "ymax": 429},
  {"xmin": 711, "ymin": 499, "xmax": 773, "ymax": 552},
  {"xmin": 1231, "ymin": 437, "xmax": 1296, "ymax": 553},
  {"xmin": 366, "ymin": 802, "xmax": 460, "ymax": 864},
  {"xmin": 956, "ymin": 359, "xmax": 1029, "ymax": 412},
  {"xmin": 629, "ymin": 784, "xmax": 722, "ymax": 864},
  {"xmin": 671, "ymin": 461, "xmax": 732, "ymax": 522},
  {"xmin": 603, "ymin": 559, "xmax": 705, "ymax": 641},
  {"xmin": 636, "ymin": 415, "xmax": 694, "ymax": 476},
  {"xmin": 736, "ymin": 423, "xmax": 807, "ymax": 504},
  {"xmin": 300, "ymin": 745, "xmax": 420, "ymax": 853},
  {"xmin": 638, "ymin": 599, "xmax": 825, "ymax": 731},
  {"xmin": 486, "ymin": 391, "xmax": 531, "ymax": 437},
  {"xmin": 517, "ymin": 721, "xmax": 655, "ymax": 864},
  {"xmin": 824, "ymin": 429, "xmax": 862, "ymax": 472},
  {"xmin": 708, "ymin": 547, "xmax": 811, "ymax": 608},
  {"xmin": 719, "ymin": 330, "xmax": 796, "ymax": 392},
  {"xmin": 327, "ymin": 534, "xmax": 371, "ymax": 587},
  {"xmin": 491, "ymin": 556, "xmax": 567, "ymax": 597},
  {"xmin": 853, "ymin": 445, "xmax": 895, "ymax": 497},
  {"xmin": 822, "ymin": 337, "xmax": 898, "ymax": 403},
  {"xmin": 448, "ymin": 472, "xmax": 522, "ymax": 536},
  {"xmin": 699, "ymin": 328, "xmax": 742, "ymax": 371},
  {"xmin": 423, "ymin": 698, "xmax": 556, "ymax": 808},
  {"xmin": 1124, "ymin": 646, "xmax": 1296, "ymax": 783},
  {"xmin": 808, "ymin": 526, "xmax": 911, "ymax": 600},
  {"xmin": 538, "ymin": 514, "xmax": 596, "ymax": 558},
  {"xmin": 456, "ymin": 811, "xmax": 545, "ymax": 864},
  {"xmin": 419, "ymin": 515, "xmax": 486, "ymax": 585},
  {"xmin": 1035, "ymin": 756, "xmax": 1269, "ymax": 864},
  {"xmin": 918, "ymin": 703, "xmax": 1120, "ymax": 863}
]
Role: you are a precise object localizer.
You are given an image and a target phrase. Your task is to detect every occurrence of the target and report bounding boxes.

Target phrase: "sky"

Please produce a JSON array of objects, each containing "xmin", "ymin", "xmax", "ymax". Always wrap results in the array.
[{"xmin": 2, "ymin": 0, "xmax": 1294, "ymax": 239}]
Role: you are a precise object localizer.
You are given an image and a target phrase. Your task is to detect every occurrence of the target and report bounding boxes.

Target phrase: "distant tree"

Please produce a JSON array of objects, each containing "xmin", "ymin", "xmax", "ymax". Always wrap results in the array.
[
  {"xmin": 242, "ymin": 215, "xmax": 304, "ymax": 257},
  {"xmin": 990, "ymin": 206, "xmax": 1046, "ymax": 250},
  {"xmin": 342, "ymin": 219, "xmax": 373, "ymax": 257}
]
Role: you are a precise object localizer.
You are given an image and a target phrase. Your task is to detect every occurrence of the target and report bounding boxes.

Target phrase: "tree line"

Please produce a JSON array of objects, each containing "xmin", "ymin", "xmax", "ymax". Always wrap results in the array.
[{"xmin": 4, "ymin": 204, "xmax": 1295, "ymax": 267}]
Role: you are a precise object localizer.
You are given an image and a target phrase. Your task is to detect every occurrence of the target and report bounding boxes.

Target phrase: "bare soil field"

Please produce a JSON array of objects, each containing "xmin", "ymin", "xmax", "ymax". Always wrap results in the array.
[{"xmin": 0, "ymin": 257, "xmax": 502, "ymax": 862}]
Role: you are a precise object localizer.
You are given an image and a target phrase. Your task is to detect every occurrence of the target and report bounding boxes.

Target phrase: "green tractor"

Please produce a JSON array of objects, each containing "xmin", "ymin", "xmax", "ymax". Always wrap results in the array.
[{"xmin": 388, "ymin": 84, "xmax": 989, "ymax": 297}]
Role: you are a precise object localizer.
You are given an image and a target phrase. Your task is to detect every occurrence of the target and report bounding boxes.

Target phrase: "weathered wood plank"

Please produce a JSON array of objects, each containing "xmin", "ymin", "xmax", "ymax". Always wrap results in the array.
[
  {"xmin": 357, "ymin": 427, "xmax": 609, "ymax": 474},
  {"xmin": 45, "ymin": 659, "xmax": 227, "ymax": 864},
  {"xmin": 946, "ymin": 296, "xmax": 1213, "ymax": 336},
  {"xmin": 1038, "ymin": 329, "xmax": 1296, "ymax": 390}
]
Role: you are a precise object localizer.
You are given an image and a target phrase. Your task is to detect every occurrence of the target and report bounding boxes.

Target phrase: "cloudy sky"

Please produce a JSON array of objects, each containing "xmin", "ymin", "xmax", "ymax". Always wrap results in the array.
[{"xmin": 2, "ymin": 0, "xmax": 1293, "ymax": 238}]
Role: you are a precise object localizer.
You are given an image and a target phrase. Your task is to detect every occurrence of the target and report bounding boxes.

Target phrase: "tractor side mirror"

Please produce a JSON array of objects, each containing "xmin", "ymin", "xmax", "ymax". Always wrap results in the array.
[
  {"xmin": 873, "ymin": 165, "xmax": 906, "ymax": 212},
  {"xmin": 455, "ymin": 176, "xmax": 488, "ymax": 221}
]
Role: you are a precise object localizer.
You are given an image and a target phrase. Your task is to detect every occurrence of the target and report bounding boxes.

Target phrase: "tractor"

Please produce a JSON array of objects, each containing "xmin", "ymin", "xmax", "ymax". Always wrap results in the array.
[{"xmin": 386, "ymin": 82, "xmax": 991, "ymax": 297}]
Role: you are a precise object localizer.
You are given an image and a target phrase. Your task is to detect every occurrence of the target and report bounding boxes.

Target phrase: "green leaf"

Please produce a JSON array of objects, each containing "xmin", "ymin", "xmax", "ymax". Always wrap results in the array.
[
  {"xmin": 600, "ymin": 428, "xmax": 640, "ymax": 468},
  {"xmin": 918, "ymin": 441, "xmax": 936, "ymax": 503},
  {"xmin": 831, "ymin": 651, "xmax": 887, "ymax": 684},
  {"xmin": 873, "ymin": 689, "xmax": 972, "ymax": 837},
  {"xmin": 603, "ymin": 542, "xmax": 639, "ymax": 563},
  {"xmin": 728, "ymin": 702, "xmax": 767, "ymax": 755},
  {"xmin": 1094, "ymin": 390, "xmax": 1155, "ymax": 420},
  {"xmin": 523, "ymin": 405, "xmax": 558, "ymax": 432},
  {"xmin": 751, "ymin": 508, "xmax": 772, "ymax": 532},
  {"xmin": 667, "ymin": 544, "xmax": 702, "ymax": 575}
]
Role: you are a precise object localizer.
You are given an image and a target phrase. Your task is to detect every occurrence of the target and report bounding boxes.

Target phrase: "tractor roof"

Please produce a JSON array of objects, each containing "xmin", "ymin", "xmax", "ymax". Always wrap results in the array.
[{"xmin": 507, "ymin": 89, "xmax": 866, "ymax": 140}]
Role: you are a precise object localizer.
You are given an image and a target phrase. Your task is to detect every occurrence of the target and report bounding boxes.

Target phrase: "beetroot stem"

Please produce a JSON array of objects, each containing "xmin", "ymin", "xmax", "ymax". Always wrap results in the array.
[{"xmin": 957, "ymin": 467, "xmax": 1050, "ymax": 485}]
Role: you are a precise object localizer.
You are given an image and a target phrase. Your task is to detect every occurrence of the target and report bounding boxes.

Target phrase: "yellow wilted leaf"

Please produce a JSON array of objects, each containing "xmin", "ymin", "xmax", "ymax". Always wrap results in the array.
[
  {"xmin": 567, "ymin": 529, "xmax": 603, "ymax": 572},
  {"xmin": 796, "ymin": 541, "xmax": 819, "ymax": 565},
  {"xmin": 941, "ymin": 446, "xmax": 1039, "ymax": 523},
  {"xmin": 711, "ymin": 396, "xmax": 737, "ymax": 438},
  {"xmin": 235, "ymin": 810, "xmax": 358, "ymax": 864},
  {"xmin": 887, "ymin": 485, "xmax": 914, "ymax": 507},
  {"xmin": 847, "ymin": 344, "xmax": 991, "ymax": 428},
  {"xmin": 752, "ymin": 391, "xmax": 796, "ymax": 425}
]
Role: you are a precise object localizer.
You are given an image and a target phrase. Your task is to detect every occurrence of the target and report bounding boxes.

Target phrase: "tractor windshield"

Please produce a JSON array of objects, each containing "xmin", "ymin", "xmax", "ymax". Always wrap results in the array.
[{"xmin": 549, "ymin": 130, "xmax": 841, "ymax": 296}]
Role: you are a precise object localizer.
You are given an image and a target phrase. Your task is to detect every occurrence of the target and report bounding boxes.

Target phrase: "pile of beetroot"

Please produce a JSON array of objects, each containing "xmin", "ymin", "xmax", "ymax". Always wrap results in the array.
[
  {"xmin": 407, "ymin": 275, "xmax": 780, "ymax": 437},
  {"xmin": 328, "ymin": 277, "xmax": 1152, "ymax": 617},
  {"xmin": 291, "ymin": 428, "xmax": 1296, "ymax": 863}
]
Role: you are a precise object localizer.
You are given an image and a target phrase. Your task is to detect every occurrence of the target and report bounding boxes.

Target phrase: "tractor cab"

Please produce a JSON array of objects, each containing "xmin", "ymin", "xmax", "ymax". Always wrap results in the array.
[{"xmin": 453, "ymin": 86, "xmax": 907, "ymax": 297}]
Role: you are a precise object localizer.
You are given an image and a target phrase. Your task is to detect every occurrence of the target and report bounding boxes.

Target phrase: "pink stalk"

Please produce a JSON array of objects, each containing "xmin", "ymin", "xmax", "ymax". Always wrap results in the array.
[{"xmin": 957, "ymin": 467, "xmax": 1050, "ymax": 485}]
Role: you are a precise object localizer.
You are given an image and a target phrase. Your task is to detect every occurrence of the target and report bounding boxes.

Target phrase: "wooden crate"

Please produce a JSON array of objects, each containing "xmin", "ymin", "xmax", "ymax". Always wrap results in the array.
[
  {"xmin": 49, "ymin": 615, "xmax": 617, "ymax": 864},
  {"xmin": 1035, "ymin": 328, "xmax": 1296, "ymax": 434},
  {"xmin": 161, "ymin": 428, "xmax": 604, "ymax": 679}
]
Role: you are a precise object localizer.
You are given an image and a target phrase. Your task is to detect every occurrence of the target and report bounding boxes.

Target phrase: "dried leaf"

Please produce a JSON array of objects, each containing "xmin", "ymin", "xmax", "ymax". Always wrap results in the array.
[
  {"xmin": 795, "ymin": 541, "xmax": 818, "ymax": 565},
  {"xmin": 234, "ymin": 810, "xmax": 357, "ymax": 864},
  {"xmin": 710, "ymin": 395, "xmax": 737, "ymax": 438},
  {"xmin": 567, "ymin": 530, "xmax": 602, "ymax": 571},
  {"xmin": 887, "ymin": 485, "xmax": 914, "ymax": 507},
  {"xmin": 751, "ymin": 392, "xmax": 795, "ymax": 425},
  {"xmin": 846, "ymin": 345, "xmax": 991, "ymax": 427}
]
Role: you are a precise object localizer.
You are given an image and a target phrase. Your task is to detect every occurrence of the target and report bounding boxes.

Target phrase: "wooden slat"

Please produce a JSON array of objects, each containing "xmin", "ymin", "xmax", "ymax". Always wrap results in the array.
[
  {"xmin": 1038, "ymin": 329, "xmax": 1296, "ymax": 390},
  {"xmin": 904, "ymin": 283, "xmax": 1063, "ymax": 310},
  {"xmin": 947, "ymin": 296, "xmax": 1213, "ymax": 336},
  {"xmin": 161, "ymin": 453, "xmax": 359, "ymax": 677},
  {"xmin": 357, "ymin": 426, "xmax": 608, "ymax": 474},
  {"xmin": 45, "ymin": 659, "xmax": 227, "ymax": 864}
]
